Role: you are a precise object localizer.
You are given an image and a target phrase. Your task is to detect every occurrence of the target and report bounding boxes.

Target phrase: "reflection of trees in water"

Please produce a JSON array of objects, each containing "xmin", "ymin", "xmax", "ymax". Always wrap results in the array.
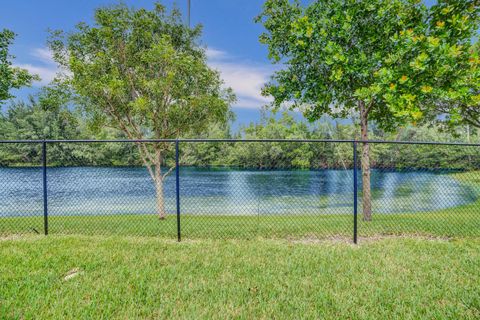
[{"xmin": 0, "ymin": 167, "xmax": 474, "ymax": 216}]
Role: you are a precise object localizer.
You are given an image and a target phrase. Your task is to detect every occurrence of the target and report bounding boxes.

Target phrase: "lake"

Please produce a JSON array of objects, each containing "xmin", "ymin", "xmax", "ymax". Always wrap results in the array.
[{"xmin": 0, "ymin": 167, "xmax": 476, "ymax": 217}]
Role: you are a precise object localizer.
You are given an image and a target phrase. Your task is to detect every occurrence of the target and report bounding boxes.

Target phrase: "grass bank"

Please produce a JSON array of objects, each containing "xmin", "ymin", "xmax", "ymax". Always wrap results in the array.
[
  {"xmin": 1, "ymin": 209, "xmax": 479, "ymax": 240},
  {"xmin": 1, "ymin": 235, "xmax": 479, "ymax": 319}
]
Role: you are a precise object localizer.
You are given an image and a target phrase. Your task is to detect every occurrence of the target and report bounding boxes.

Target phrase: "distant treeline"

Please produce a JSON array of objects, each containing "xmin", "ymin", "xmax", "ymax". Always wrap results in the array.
[{"xmin": 1, "ymin": 100, "xmax": 479, "ymax": 170}]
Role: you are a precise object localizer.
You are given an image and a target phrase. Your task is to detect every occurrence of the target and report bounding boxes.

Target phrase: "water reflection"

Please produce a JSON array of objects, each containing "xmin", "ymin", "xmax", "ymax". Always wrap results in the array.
[{"xmin": 0, "ymin": 167, "xmax": 476, "ymax": 216}]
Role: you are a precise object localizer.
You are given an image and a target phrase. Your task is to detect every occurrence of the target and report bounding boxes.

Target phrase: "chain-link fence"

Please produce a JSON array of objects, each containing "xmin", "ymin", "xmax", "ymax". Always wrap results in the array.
[{"xmin": 1, "ymin": 139, "xmax": 479, "ymax": 242}]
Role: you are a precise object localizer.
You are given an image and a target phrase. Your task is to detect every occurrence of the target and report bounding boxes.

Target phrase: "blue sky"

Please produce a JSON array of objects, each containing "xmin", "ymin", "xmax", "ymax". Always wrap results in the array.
[
  {"xmin": 1, "ymin": 0, "xmax": 437, "ymax": 128},
  {"xmin": 1, "ymin": 0, "xmax": 283, "ymax": 127}
]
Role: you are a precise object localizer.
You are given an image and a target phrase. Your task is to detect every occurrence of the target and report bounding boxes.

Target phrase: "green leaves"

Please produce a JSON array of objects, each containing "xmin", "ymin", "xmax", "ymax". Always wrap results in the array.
[
  {"xmin": 48, "ymin": 2, "xmax": 235, "ymax": 141},
  {"xmin": 257, "ymin": 0, "xmax": 479, "ymax": 131},
  {"xmin": 410, "ymin": 52, "xmax": 429, "ymax": 71},
  {"xmin": 0, "ymin": 29, "xmax": 39, "ymax": 104}
]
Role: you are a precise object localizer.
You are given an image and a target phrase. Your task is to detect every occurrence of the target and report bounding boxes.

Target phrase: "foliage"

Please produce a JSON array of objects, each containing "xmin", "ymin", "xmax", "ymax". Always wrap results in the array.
[
  {"xmin": 432, "ymin": 41, "xmax": 480, "ymax": 129},
  {"xmin": 2, "ymin": 108, "xmax": 480, "ymax": 169},
  {"xmin": 256, "ymin": 0, "xmax": 480, "ymax": 220},
  {"xmin": 256, "ymin": 0, "xmax": 479, "ymax": 126},
  {"xmin": 48, "ymin": 3, "xmax": 234, "ymax": 140},
  {"xmin": 47, "ymin": 2, "xmax": 235, "ymax": 218},
  {"xmin": 0, "ymin": 29, "xmax": 39, "ymax": 103},
  {"xmin": 0, "ymin": 85, "xmax": 140, "ymax": 167},
  {"xmin": 0, "ymin": 88, "xmax": 80, "ymax": 166}
]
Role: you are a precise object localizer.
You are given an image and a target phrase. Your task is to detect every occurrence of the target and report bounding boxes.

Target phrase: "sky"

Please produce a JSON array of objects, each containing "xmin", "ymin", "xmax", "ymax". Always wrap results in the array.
[
  {"xmin": 1, "ymin": 0, "xmax": 437, "ymax": 128},
  {"xmin": 0, "ymin": 0, "xmax": 286, "ymax": 128}
]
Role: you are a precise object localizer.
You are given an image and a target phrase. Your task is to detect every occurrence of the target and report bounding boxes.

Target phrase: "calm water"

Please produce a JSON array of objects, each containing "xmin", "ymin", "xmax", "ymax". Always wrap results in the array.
[{"xmin": 0, "ymin": 167, "xmax": 476, "ymax": 217}]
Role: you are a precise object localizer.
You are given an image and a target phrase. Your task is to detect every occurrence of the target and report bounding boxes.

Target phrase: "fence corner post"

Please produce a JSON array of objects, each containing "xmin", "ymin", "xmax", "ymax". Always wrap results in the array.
[
  {"xmin": 42, "ymin": 141, "xmax": 48, "ymax": 236},
  {"xmin": 175, "ymin": 140, "xmax": 181, "ymax": 242},
  {"xmin": 353, "ymin": 141, "xmax": 358, "ymax": 244}
]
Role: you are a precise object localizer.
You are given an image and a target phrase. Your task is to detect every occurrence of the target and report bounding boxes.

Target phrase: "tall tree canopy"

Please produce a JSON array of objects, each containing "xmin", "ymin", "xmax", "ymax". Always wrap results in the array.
[
  {"xmin": 257, "ymin": 0, "xmax": 479, "ymax": 220},
  {"xmin": 432, "ymin": 41, "xmax": 480, "ymax": 129},
  {"xmin": 48, "ymin": 2, "xmax": 235, "ymax": 218},
  {"xmin": 0, "ymin": 29, "xmax": 39, "ymax": 104}
]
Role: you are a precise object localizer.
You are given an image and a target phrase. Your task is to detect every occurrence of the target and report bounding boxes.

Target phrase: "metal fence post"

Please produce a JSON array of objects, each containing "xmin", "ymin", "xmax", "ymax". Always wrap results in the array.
[
  {"xmin": 42, "ymin": 141, "xmax": 48, "ymax": 235},
  {"xmin": 175, "ymin": 140, "xmax": 181, "ymax": 242},
  {"xmin": 353, "ymin": 141, "xmax": 358, "ymax": 244}
]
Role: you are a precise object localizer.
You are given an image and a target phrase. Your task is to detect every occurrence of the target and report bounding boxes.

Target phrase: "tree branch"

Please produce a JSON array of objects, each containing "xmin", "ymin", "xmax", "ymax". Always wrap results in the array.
[{"xmin": 162, "ymin": 165, "xmax": 175, "ymax": 179}]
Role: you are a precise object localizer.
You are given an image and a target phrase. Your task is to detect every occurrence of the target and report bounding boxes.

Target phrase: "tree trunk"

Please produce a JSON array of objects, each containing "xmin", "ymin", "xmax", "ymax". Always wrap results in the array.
[
  {"xmin": 359, "ymin": 101, "xmax": 372, "ymax": 221},
  {"xmin": 132, "ymin": 142, "xmax": 169, "ymax": 220},
  {"xmin": 154, "ymin": 158, "xmax": 167, "ymax": 220}
]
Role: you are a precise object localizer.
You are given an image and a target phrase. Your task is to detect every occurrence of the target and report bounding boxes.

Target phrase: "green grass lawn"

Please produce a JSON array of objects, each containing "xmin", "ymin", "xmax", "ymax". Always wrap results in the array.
[
  {"xmin": 1, "ymin": 235, "xmax": 479, "ymax": 319},
  {"xmin": 1, "ymin": 208, "xmax": 479, "ymax": 240},
  {"xmin": 1, "ymin": 172, "xmax": 479, "ymax": 319}
]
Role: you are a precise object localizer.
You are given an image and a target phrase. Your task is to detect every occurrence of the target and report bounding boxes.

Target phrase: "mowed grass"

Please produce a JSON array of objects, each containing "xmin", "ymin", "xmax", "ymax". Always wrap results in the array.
[
  {"xmin": 0, "ymin": 235, "xmax": 479, "ymax": 319},
  {"xmin": 1, "ymin": 209, "xmax": 479, "ymax": 240},
  {"xmin": 1, "ymin": 172, "xmax": 479, "ymax": 319}
]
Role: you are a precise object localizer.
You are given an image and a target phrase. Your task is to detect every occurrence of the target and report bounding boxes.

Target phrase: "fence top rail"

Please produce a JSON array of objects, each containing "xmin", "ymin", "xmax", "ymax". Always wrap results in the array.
[{"xmin": 0, "ymin": 138, "xmax": 480, "ymax": 147}]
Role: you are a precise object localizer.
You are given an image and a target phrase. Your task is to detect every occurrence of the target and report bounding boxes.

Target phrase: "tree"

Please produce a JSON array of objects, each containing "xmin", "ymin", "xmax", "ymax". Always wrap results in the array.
[
  {"xmin": 48, "ymin": 2, "xmax": 235, "ymax": 219},
  {"xmin": 430, "ymin": 41, "xmax": 480, "ymax": 130},
  {"xmin": 0, "ymin": 29, "xmax": 39, "ymax": 103},
  {"xmin": 257, "ymin": 0, "xmax": 479, "ymax": 221},
  {"xmin": 0, "ymin": 85, "xmax": 82, "ymax": 166}
]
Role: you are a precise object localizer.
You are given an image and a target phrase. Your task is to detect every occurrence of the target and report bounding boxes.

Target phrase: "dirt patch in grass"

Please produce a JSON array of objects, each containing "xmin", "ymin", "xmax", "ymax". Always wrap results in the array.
[{"xmin": 0, "ymin": 234, "xmax": 31, "ymax": 241}]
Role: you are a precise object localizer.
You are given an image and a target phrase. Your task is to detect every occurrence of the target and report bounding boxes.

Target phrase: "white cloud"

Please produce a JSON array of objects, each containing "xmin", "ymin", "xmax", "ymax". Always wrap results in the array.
[
  {"xmin": 207, "ymin": 47, "xmax": 274, "ymax": 109},
  {"xmin": 14, "ymin": 47, "xmax": 59, "ymax": 86},
  {"xmin": 205, "ymin": 48, "xmax": 228, "ymax": 60},
  {"xmin": 31, "ymin": 48, "xmax": 55, "ymax": 64},
  {"xmin": 14, "ymin": 63, "xmax": 57, "ymax": 86}
]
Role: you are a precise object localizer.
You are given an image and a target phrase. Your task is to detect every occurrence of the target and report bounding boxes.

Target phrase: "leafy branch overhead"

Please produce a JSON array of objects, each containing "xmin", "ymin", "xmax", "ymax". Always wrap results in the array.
[
  {"xmin": 0, "ymin": 29, "xmax": 39, "ymax": 103},
  {"xmin": 257, "ymin": 0, "xmax": 480, "ymax": 130}
]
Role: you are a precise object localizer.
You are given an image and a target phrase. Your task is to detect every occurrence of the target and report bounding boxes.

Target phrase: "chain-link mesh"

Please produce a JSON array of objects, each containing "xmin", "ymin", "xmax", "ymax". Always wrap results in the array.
[
  {"xmin": 357, "ymin": 142, "xmax": 480, "ymax": 238},
  {"xmin": 45, "ymin": 141, "xmax": 177, "ymax": 237},
  {"xmin": 1, "ymin": 140, "xmax": 479, "ymax": 241},
  {"xmin": 0, "ymin": 142, "xmax": 44, "ymax": 235},
  {"xmin": 179, "ymin": 141, "xmax": 353, "ymax": 239}
]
